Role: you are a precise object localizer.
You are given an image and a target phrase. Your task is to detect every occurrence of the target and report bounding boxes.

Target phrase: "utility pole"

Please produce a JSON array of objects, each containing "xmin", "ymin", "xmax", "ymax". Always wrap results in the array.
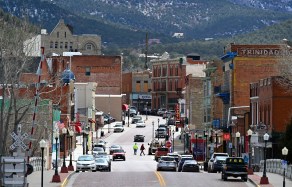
[{"xmin": 144, "ymin": 32, "xmax": 148, "ymax": 70}]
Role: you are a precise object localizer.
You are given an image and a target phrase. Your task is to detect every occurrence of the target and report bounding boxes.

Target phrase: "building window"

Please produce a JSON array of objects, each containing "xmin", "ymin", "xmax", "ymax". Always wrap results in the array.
[
  {"xmin": 162, "ymin": 65, "xmax": 167, "ymax": 77},
  {"xmin": 85, "ymin": 67, "xmax": 91, "ymax": 76},
  {"xmin": 170, "ymin": 65, "xmax": 173, "ymax": 76},
  {"xmin": 57, "ymin": 32, "xmax": 59, "ymax": 38},
  {"xmin": 65, "ymin": 42, "xmax": 68, "ymax": 49},
  {"xmin": 60, "ymin": 42, "xmax": 63, "ymax": 49},
  {"xmin": 50, "ymin": 41, "xmax": 53, "ymax": 48},
  {"xmin": 169, "ymin": 80, "xmax": 172, "ymax": 91},
  {"xmin": 55, "ymin": 42, "xmax": 58, "ymax": 49},
  {"xmin": 70, "ymin": 42, "xmax": 73, "ymax": 51},
  {"xmin": 65, "ymin": 32, "xmax": 66, "ymax": 38},
  {"xmin": 175, "ymin": 65, "xmax": 179, "ymax": 76},
  {"xmin": 175, "ymin": 79, "xmax": 178, "ymax": 90},
  {"xmin": 86, "ymin": 44, "xmax": 93, "ymax": 50}
]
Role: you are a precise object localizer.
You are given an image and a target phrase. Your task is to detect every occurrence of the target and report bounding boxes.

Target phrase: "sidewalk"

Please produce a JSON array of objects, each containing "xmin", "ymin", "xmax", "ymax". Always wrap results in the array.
[{"xmin": 27, "ymin": 127, "xmax": 115, "ymax": 187}]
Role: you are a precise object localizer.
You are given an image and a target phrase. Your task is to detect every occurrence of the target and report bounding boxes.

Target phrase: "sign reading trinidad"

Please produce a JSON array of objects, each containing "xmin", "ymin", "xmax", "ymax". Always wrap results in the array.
[{"xmin": 237, "ymin": 47, "xmax": 292, "ymax": 57}]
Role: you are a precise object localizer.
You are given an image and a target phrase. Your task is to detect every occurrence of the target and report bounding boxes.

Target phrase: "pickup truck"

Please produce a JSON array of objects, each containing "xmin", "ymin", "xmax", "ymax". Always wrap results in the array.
[{"xmin": 221, "ymin": 157, "xmax": 248, "ymax": 182}]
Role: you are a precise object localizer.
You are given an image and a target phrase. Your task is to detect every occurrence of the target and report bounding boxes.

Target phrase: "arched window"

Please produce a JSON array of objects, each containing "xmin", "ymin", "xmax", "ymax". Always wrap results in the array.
[
  {"xmin": 55, "ymin": 42, "xmax": 58, "ymax": 49},
  {"xmin": 86, "ymin": 43, "xmax": 93, "ymax": 50}
]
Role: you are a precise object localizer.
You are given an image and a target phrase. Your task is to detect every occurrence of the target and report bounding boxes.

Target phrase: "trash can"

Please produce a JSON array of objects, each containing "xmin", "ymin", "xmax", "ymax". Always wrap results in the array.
[{"xmin": 101, "ymin": 131, "xmax": 104, "ymax": 137}]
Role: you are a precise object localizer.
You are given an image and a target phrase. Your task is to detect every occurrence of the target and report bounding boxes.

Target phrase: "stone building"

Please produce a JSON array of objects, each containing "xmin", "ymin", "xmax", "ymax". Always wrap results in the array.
[{"xmin": 24, "ymin": 19, "xmax": 101, "ymax": 56}]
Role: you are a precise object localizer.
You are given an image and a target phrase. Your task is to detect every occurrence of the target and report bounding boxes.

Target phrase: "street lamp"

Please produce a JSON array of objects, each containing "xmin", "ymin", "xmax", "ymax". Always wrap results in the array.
[
  {"xmin": 52, "ymin": 131, "xmax": 61, "ymax": 183},
  {"xmin": 146, "ymin": 102, "xmax": 148, "ymax": 120},
  {"xmin": 260, "ymin": 133, "xmax": 270, "ymax": 184},
  {"xmin": 215, "ymin": 131, "xmax": 218, "ymax": 153},
  {"xmin": 247, "ymin": 129, "xmax": 253, "ymax": 174},
  {"xmin": 236, "ymin": 131, "xmax": 240, "ymax": 157},
  {"xmin": 195, "ymin": 133, "xmax": 198, "ymax": 160},
  {"xmin": 61, "ymin": 128, "xmax": 68, "ymax": 173},
  {"xmin": 282, "ymin": 147, "xmax": 288, "ymax": 187},
  {"xmin": 108, "ymin": 112, "xmax": 111, "ymax": 133},
  {"xmin": 152, "ymin": 121, "xmax": 154, "ymax": 140},
  {"xmin": 172, "ymin": 130, "xmax": 175, "ymax": 153},
  {"xmin": 39, "ymin": 139, "xmax": 46, "ymax": 187},
  {"xmin": 68, "ymin": 130, "xmax": 74, "ymax": 171},
  {"xmin": 204, "ymin": 130, "xmax": 208, "ymax": 171},
  {"xmin": 158, "ymin": 118, "xmax": 160, "ymax": 126},
  {"xmin": 128, "ymin": 105, "xmax": 130, "ymax": 127}
]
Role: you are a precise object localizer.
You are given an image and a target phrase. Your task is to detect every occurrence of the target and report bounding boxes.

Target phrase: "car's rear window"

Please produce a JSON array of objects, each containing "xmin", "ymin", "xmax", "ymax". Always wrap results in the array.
[
  {"xmin": 160, "ymin": 157, "xmax": 175, "ymax": 161},
  {"xmin": 226, "ymin": 158, "xmax": 245, "ymax": 165},
  {"xmin": 157, "ymin": 148, "xmax": 168, "ymax": 151}
]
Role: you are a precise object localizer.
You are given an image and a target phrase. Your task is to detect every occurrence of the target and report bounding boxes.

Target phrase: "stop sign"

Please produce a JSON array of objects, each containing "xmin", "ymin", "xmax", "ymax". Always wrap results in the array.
[{"xmin": 165, "ymin": 141, "xmax": 172, "ymax": 148}]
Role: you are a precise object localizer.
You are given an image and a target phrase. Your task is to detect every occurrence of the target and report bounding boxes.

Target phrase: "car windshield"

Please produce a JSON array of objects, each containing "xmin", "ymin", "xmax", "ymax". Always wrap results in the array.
[
  {"xmin": 157, "ymin": 128, "xmax": 166, "ymax": 131},
  {"xmin": 137, "ymin": 120, "xmax": 144, "ymax": 123},
  {"xmin": 78, "ymin": 155, "xmax": 93, "ymax": 161},
  {"xmin": 136, "ymin": 135, "xmax": 144, "ymax": 137},
  {"xmin": 157, "ymin": 148, "xmax": 168, "ymax": 151},
  {"xmin": 112, "ymin": 149, "xmax": 124, "ymax": 153},
  {"xmin": 181, "ymin": 157, "xmax": 193, "ymax": 162},
  {"xmin": 216, "ymin": 156, "xmax": 228, "ymax": 161},
  {"xmin": 110, "ymin": 145, "xmax": 120, "ymax": 149},
  {"xmin": 115, "ymin": 124, "xmax": 122, "ymax": 127},
  {"xmin": 184, "ymin": 160, "xmax": 197, "ymax": 164}
]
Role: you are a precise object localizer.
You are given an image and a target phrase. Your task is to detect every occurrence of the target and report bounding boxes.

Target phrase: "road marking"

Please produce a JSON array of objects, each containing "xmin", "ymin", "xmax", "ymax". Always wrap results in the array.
[{"xmin": 154, "ymin": 171, "xmax": 166, "ymax": 186}]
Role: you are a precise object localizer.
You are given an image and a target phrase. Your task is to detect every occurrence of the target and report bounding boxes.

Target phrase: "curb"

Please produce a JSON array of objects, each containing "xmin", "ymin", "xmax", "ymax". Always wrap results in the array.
[
  {"xmin": 61, "ymin": 172, "xmax": 76, "ymax": 187},
  {"xmin": 248, "ymin": 177, "xmax": 260, "ymax": 187}
]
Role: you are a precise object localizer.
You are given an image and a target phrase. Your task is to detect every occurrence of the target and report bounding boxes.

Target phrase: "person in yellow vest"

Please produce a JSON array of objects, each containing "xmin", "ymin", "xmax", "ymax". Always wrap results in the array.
[{"xmin": 133, "ymin": 143, "xmax": 138, "ymax": 155}]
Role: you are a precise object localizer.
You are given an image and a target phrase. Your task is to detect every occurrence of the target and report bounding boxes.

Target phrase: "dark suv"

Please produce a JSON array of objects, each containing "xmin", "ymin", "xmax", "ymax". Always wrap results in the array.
[{"xmin": 208, "ymin": 152, "xmax": 229, "ymax": 173}]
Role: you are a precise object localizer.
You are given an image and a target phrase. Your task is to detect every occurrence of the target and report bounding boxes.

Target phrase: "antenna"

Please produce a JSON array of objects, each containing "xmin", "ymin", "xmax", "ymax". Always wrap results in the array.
[{"xmin": 144, "ymin": 32, "xmax": 148, "ymax": 69}]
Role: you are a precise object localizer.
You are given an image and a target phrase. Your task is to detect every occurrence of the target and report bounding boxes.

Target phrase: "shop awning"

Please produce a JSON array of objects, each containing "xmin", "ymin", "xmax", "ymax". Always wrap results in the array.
[{"xmin": 122, "ymin": 104, "xmax": 128, "ymax": 111}]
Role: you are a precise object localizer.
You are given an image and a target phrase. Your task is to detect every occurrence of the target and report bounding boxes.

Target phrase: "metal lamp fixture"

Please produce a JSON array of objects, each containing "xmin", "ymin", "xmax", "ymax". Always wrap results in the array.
[
  {"xmin": 61, "ymin": 128, "xmax": 68, "ymax": 173},
  {"xmin": 52, "ymin": 130, "xmax": 61, "ymax": 183},
  {"xmin": 68, "ymin": 130, "xmax": 74, "ymax": 171},
  {"xmin": 236, "ymin": 131, "xmax": 240, "ymax": 157},
  {"xmin": 39, "ymin": 139, "xmax": 46, "ymax": 187},
  {"xmin": 282, "ymin": 147, "xmax": 288, "ymax": 187},
  {"xmin": 260, "ymin": 133, "xmax": 269, "ymax": 184},
  {"xmin": 247, "ymin": 129, "xmax": 253, "ymax": 175},
  {"xmin": 152, "ymin": 121, "xmax": 154, "ymax": 140}
]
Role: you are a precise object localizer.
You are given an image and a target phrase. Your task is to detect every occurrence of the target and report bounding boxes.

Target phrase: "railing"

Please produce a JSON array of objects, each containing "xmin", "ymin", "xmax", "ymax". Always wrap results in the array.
[
  {"xmin": 259, "ymin": 159, "xmax": 292, "ymax": 180},
  {"xmin": 29, "ymin": 157, "xmax": 46, "ymax": 171}
]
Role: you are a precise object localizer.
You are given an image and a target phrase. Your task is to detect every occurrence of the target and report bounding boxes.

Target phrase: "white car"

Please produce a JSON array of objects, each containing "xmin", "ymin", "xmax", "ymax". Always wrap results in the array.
[
  {"xmin": 92, "ymin": 147, "xmax": 106, "ymax": 157},
  {"xmin": 113, "ymin": 122, "xmax": 124, "ymax": 133},
  {"xmin": 76, "ymin": 155, "xmax": 96, "ymax": 172},
  {"xmin": 136, "ymin": 120, "xmax": 146, "ymax": 128}
]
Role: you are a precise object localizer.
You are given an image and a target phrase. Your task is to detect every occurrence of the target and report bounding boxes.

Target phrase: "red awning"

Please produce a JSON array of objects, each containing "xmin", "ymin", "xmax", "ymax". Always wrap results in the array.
[
  {"xmin": 75, "ymin": 126, "xmax": 82, "ymax": 133},
  {"xmin": 122, "ymin": 104, "xmax": 128, "ymax": 111}
]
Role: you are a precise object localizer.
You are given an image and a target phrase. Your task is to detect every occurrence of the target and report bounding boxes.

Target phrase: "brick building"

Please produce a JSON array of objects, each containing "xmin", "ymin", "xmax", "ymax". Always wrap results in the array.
[{"xmin": 24, "ymin": 19, "xmax": 101, "ymax": 57}]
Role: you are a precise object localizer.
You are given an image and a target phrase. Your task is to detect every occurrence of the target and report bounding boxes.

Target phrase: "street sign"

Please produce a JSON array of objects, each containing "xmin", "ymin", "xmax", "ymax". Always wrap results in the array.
[
  {"xmin": 229, "ymin": 142, "xmax": 232, "ymax": 149},
  {"xmin": 165, "ymin": 141, "xmax": 172, "ymax": 148},
  {"xmin": 9, "ymin": 124, "xmax": 28, "ymax": 151},
  {"xmin": 282, "ymin": 160, "xmax": 287, "ymax": 169}
]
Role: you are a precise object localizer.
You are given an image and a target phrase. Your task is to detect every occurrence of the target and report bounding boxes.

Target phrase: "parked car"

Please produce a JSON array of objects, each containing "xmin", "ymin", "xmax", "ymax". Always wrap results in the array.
[
  {"xmin": 157, "ymin": 156, "xmax": 177, "ymax": 171},
  {"xmin": 103, "ymin": 113, "xmax": 116, "ymax": 124},
  {"xmin": 210, "ymin": 156, "xmax": 229, "ymax": 173},
  {"xmin": 112, "ymin": 149, "xmax": 126, "ymax": 161},
  {"xmin": 157, "ymin": 108, "xmax": 167, "ymax": 116},
  {"xmin": 134, "ymin": 134, "xmax": 145, "ymax": 142},
  {"xmin": 95, "ymin": 152, "xmax": 112, "ymax": 171},
  {"xmin": 155, "ymin": 127, "xmax": 167, "ymax": 138},
  {"xmin": 208, "ymin": 152, "xmax": 229, "ymax": 173},
  {"xmin": 76, "ymin": 155, "xmax": 96, "ymax": 172},
  {"xmin": 167, "ymin": 152, "xmax": 180, "ymax": 164},
  {"xmin": 158, "ymin": 124, "xmax": 167, "ymax": 129},
  {"xmin": 221, "ymin": 157, "xmax": 248, "ymax": 181},
  {"xmin": 94, "ymin": 139, "xmax": 107, "ymax": 151},
  {"xmin": 92, "ymin": 147, "xmax": 105, "ymax": 157},
  {"xmin": 95, "ymin": 158, "xmax": 110, "ymax": 172},
  {"xmin": 109, "ymin": 144, "xmax": 123, "ymax": 155},
  {"xmin": 155, "ymin": 147, "xmax": 169, "ymax": 161},
  {"xmin": 132, "ymin": 115, "xmax": 143, "ymax": 124},
  {"xmin": 126, "ymin": 108, "xmax": 137, "ymax": 117},
  {"xmin": 163, "ymin": 111, "xmax": 172, "ymax": 119},
  {"xmin": 181, "ymin": 160, "xmax": 200, "ymax": 172},
  {"xmin": 167, "ymin": 119, "xmax": 175, "ymax": 126},
  {"xmin": 136, "ymin": 120, "xmax": 146, "ymax": 128},
  {"xmin": 113, "ymin": 122, "xmax": 124, "ymax": 133},
  {"xmin": 177, "ymin": 155, "xmax": 194, "ymax": 172},
  {"xmin": 148, "ymin": 139, "xmax": 162, "ymax": 155}
]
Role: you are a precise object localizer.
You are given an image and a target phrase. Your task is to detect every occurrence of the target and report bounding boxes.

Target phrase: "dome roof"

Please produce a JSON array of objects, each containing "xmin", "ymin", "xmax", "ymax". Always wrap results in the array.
[{"xmin": 61, "ymin": 69, "xmax": 75, "ymax": 84}]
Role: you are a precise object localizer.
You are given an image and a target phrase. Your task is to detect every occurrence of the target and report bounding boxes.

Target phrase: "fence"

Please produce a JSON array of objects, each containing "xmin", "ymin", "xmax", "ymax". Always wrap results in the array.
[
  {"xmin": 259, "ymin": 159, "xmax": 292, "ymax": 180},
  {"xmin": 29, "ymin": 157, "xmax": 46, "ymax": 171}
]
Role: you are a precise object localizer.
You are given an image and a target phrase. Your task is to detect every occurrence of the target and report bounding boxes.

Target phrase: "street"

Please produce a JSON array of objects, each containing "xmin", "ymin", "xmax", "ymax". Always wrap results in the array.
[{"xmin": 66, "ymin": 115, "xmax": 255, "ymax": 187}]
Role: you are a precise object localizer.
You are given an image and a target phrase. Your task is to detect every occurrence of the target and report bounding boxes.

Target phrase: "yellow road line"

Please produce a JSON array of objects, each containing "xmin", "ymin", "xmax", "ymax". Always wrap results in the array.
[{"xmin": 154, "ymin": 171, "xmax": 166, "ymax": 186}]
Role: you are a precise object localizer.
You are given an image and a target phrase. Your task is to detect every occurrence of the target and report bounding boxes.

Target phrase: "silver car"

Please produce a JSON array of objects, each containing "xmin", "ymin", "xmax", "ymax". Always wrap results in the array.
[
  {"xmin": 92, "ymin": 147, "xmax": 106, "ymax": 157},
  {"xmin": 95, "ymin": 158, "xmax": 110, "ymax": 172},
  {"xmin": 76, "ymin": 155, "xmax": 96, "ymax": 172},
  {"xmin": 113, "ymin": 122, "xmax": 124, "ymax": 132},
  {"xmin": 157, "ymin": 156, "xmax": 177, "ymax": 172}
]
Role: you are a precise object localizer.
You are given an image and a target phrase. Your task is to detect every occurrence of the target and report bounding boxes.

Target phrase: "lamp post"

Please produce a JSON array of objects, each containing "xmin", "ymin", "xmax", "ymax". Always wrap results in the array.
[
  {"xmin": 128, "ymin": 105, "xmax": 130, "ymax": 127},
  {"xmin": 152, "ymin": 121, "xmax": 154, "ymax": 140},
  {"xmin": 204, "ymin": 130, "xmax": 208, "ymax": 171},
  {"xmin": 61, "ymin": 128, "xmax": 68, "ymax": 173},
  {"xmin": 39, "ymin": 139, "xmax": 46, "ymax": 187},
  {"xmin": 68, "ymin": 130, "xmax": 74, "ymax": 171},
  {"xmin": 236, "ymin": 131, "xmax": 240, "ymax": 157},
  {"xmin": 195, "ymin": 133, "xmax": 198, "ymax": 160},
  {"xmin": 282, "ymin": 147, "xmax": 288, "ymax": 187},
  {"xmin": 172, "ymin": 130, "xmax": 175, "ymax": 153},
  {"xmin": 157, "ymin": 118, "xmax": 160, "ymax": 140},
  {"xmin": 260, "ymin": 133, "xmax": 270, "ymax": 184},
  {"xmin": 158, "ymin": 118, "xmax": 160, "ymax": 126},
  {"xmin": 146, "ymin": 102, "xmax": 148, "ymax": 120},
  {"xmin": 247, "ymin": 129, "xmax": 253, "ymax": 174},
  {"xmin": 215, "ymin": 131, "xmax": 218, "ymax": 153},
  {"xmin": 52, "ymin": 131, "xmax": 61, "ymax": 182},
  {"xmin": 108, "ymin": 112, "xmax": 111, "ymax": 133}
]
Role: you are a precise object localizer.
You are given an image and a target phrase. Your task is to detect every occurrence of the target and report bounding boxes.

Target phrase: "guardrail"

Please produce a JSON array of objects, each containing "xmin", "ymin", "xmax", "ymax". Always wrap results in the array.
[{"xmin": 259, "ymin": 159, "xmax": 292, "ymax": 180}]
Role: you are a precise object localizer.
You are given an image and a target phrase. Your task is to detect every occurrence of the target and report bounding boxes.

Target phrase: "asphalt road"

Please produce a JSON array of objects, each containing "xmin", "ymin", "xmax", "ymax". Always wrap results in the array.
[{"xmin": 66, "ymin": 115, "xmax": 255, "ymax": 187}]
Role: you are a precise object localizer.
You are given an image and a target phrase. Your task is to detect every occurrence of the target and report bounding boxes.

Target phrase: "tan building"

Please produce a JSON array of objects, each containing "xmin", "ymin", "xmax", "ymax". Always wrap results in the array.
[{"xmin": 24, "ymin": 19, "xmax": 101, "ymax": 56}]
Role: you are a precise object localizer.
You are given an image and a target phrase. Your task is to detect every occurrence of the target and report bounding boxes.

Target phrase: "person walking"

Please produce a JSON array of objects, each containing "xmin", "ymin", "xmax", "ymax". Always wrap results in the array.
[
  {"xmin": 133, "ymin": 143, "xmax": 138, "ymax": 155},
  {"xmin": 140, "ymin": 144, "xmax": 145, "ymax": 156}
]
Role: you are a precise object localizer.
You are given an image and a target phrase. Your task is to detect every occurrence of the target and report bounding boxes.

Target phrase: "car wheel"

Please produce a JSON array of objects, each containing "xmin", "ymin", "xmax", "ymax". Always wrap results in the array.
[
  {"xmin": 76, "ymin": 170, "xmax": 79, "ymax": 173},
  {"xmin": 242, "ymin": 176, "xmax": 248, "ymax": 182},
  {"xmin": 223, "ymin": 175, "xmax": 227, "ymax": 181},
  {"xmin": 123, "ymin": 158, "xmax": 126, "ymax": 161},
  {"xmin": 157, "ymin": 168, "xmax": 160, "ymax": 171}
]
